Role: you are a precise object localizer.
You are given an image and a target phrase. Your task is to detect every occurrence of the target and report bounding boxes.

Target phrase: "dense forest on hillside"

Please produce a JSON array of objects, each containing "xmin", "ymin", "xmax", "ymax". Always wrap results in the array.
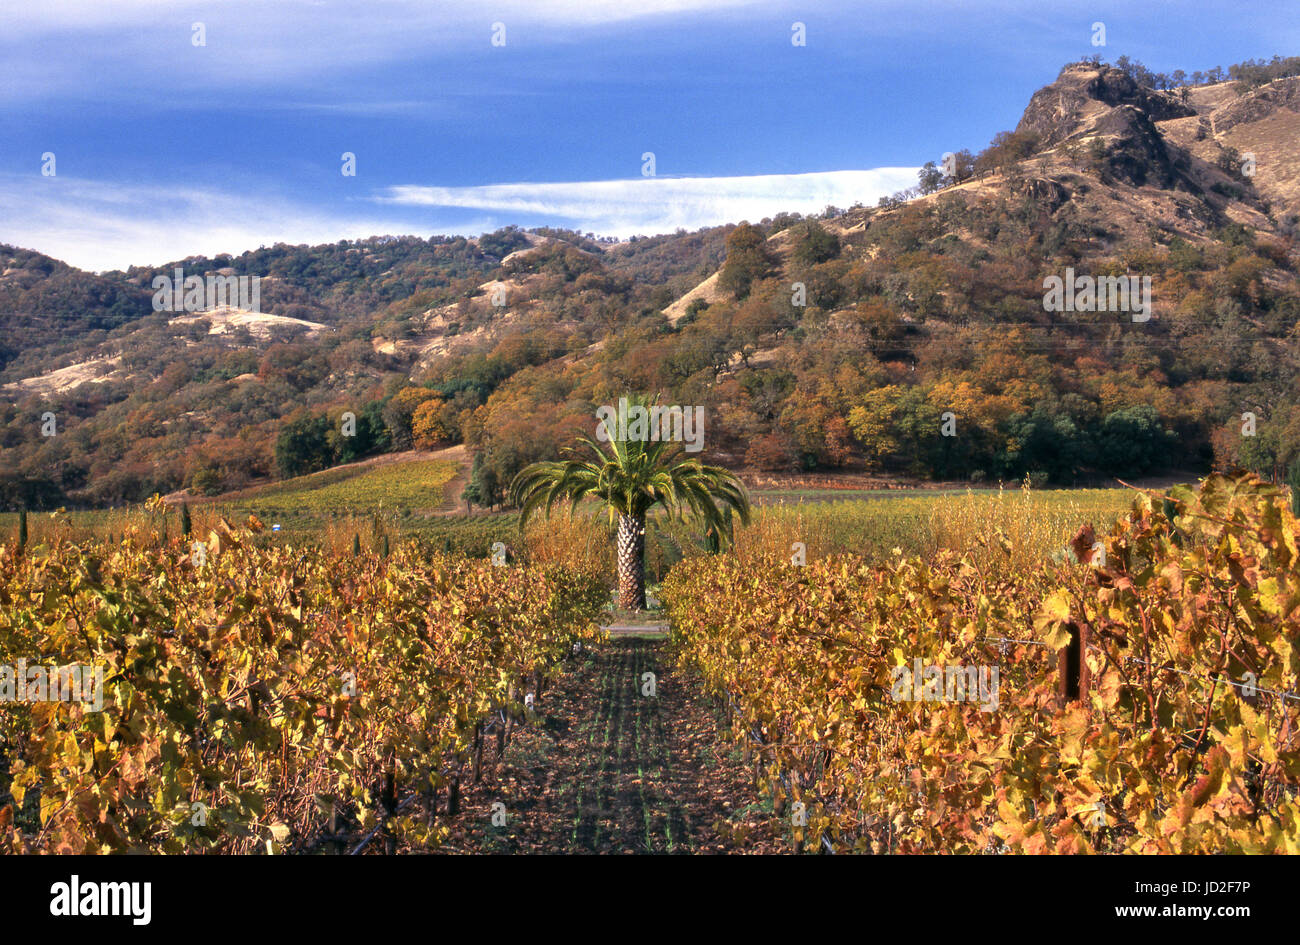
[{"xmin": 3, "ymin": 54, "xmax": 1300, "ymax": 510}]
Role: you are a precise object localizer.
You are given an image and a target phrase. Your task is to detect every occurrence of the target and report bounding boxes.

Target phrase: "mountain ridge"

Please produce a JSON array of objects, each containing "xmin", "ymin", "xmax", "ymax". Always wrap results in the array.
[{"xmin": 3, "ymin": 55, "xmax": 1300, "ymax": 508}]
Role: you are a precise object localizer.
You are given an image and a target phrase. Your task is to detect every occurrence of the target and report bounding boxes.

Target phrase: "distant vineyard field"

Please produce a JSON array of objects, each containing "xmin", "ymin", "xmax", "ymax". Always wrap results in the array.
[
  {"xmin": 218, "ymin": 458, "xmax": 459, "ymax": 515},
  {"xmin": 648, "ymin": 484, "xmax": 1136, "ymax": 576},
  {"xmin": 0, "ymin": 480, "xmax": 1136, "ymax": 572},
  {"xmin": 0, "ymin": 459, "xmax": 464, "ymax": 551}
]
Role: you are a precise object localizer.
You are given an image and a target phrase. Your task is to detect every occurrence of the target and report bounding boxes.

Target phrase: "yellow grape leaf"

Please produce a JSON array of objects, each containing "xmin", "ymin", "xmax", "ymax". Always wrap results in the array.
[
  {"xmin": 1040, "ymin": 589, "xmax": 1070, "ymax": 622},
  {"xmin": 1034, "ymin": 590, "xmax": 1073, "ymax": 650}
]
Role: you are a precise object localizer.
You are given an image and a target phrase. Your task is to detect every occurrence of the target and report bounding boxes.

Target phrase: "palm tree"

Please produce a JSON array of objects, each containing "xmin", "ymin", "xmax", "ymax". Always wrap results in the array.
[{"xmin": 511, "ymin": 397, "xmax": 750, "ymax": 610}]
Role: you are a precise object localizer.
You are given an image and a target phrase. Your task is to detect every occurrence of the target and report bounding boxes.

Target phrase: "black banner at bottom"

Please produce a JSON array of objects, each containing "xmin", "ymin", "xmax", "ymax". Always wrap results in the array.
[{"xmin": 0, "ymin": 853, "xmax": 1273, "ymax": 934}]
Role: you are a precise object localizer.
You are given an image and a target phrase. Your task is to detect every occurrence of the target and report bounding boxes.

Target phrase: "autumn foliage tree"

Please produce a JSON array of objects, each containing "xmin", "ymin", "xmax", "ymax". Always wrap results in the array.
[
  {"xmin": 411, "ymin": 397, "xmax": 457, "ymax": 449},
  {"xmin": 382, "ymin": 386, "xmax": 440, "ymax": 450}
]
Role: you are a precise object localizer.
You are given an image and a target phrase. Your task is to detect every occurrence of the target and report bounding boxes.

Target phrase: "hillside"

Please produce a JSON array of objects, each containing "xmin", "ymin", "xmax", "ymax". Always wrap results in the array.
[
  {"xmin": 454, "ymin": 60, "xmax": 1300, "ymax": 500},
  {"xmin": 3, "ymin": 56, "xmax": 1300, "ymax": 510},
  {"xmin": 0, "ymin": 246, "xmax": 153, "ymax": 373}
]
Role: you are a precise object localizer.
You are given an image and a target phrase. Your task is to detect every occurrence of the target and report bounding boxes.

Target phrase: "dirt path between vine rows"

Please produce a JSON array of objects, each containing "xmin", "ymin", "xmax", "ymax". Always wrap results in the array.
[{"xmin": 439, "ymin": 637, "xmax": 780, "ymax": 854}]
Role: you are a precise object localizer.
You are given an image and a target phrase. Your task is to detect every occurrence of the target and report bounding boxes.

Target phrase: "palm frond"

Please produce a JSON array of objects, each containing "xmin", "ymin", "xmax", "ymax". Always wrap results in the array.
[{"xmin": 509, "ymin": 393, "xmax": 752, "ymax": 536}]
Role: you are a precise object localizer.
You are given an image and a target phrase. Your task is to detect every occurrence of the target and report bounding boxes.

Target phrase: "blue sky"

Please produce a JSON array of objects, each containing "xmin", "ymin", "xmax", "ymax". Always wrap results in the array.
[{"xmin": 1, "ymin": 0, "xmax": 1295, "ymax": 271}]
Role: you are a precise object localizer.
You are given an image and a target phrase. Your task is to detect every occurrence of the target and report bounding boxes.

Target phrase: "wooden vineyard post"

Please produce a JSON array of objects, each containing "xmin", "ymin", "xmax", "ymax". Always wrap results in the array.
[
  {"xmin": 382, "ymin": 768, "xmax": 397, "ymax": 854},
  {"xmin": 1057, "ymin": 621, "xmax": 1091, "ymax": 705},
  {"xmin": 330, "ymin": 800, "xmax": 343, "ymax": 855},
  {"xmin": 447, "ymin": 770, "xmax": 461, "ymax": 816},
  {"xmin": 472, "ymin": 721, "xmax": 484, "ymax": 783},
  {"xmin": 382, "ymin": 769, "xmax": 397, "ymax": 815},
  {"xmin": 1246, "ymin": 756, "xmax": 1263, "ymax": 821},
  {"xmin": 504, "ymin": 683, "xmax": 517, "ymax": 749}
]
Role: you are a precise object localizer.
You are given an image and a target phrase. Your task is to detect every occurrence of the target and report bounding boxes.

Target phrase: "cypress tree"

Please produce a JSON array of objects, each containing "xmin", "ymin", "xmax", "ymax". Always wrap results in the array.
[
  {"xmin": 381, "ymin": 535, "xmax": 390, "ymax": 558},
  {"xmin": 353, "ymin": 533, "xmax": 362, "ymax": 556},
  {"xmin": 17, "ymin": 508, "xmax": 28, "ymax": 552},
  {"xmin": 180, "ymin": 501, "xmax": 192, "ymax": 537}
]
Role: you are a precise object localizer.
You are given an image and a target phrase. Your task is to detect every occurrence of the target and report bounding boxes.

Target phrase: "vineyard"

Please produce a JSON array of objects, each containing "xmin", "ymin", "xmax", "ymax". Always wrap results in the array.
[
  {"xmin": 663, "ymin": 474, "xmax": 1300, "ymax": 853},
  {"xmin": 0, "ymin": 516, "xmax": 606, "ymax": 853},
  {"xmin": 1, "ymin": 474, "xmax": 1297, "ymax": 854},
  {"xmin": 219, "ymin": 458, "xmax": 460, "ymax": 514}
]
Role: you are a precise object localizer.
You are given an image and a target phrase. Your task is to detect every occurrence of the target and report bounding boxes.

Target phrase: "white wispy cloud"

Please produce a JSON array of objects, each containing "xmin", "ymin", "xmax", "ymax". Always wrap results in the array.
[
  {"xmin": 0, "ymin": 175, "xmax": 469, "ymax": 273},
  {"xmin": 0, "ymin": 167, "xmax": 920, "ymax": 271},
  {"xmin": 377, "ymin": 168, "xmax": 921, "ymax": 236},
  {"xmin": 5, "ymin": 0, "xmax": 770, "ymax": 35},
  {"xmin": 1, "ymin": 0, "xmax": 781, "ymax": 104},
  {"xmin": 2, "ymin": 0, "xmax": 773, "ymax": 87}
]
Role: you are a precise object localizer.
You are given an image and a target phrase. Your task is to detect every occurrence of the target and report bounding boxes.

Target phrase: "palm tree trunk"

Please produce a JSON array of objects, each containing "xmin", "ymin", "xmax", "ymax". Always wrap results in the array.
[{"xmin": 616, "ymin": 513, "xmax": 647, "ymax": 610}]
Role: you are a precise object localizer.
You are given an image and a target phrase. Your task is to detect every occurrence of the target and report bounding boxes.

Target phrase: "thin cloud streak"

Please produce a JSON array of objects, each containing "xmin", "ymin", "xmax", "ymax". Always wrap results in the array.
[
  {"xmin": 0, "ymin": 166, "xmax": 921, "ymax": 272},
  {"xmin": 378, "ymin": 168, "xmax": 921, "ymax": 236},
  {"xmin": 0, "ymin": 0, "xmax": 774, "ymax": 104},
  {"xmin": 0, "ymin": 166, "xmax": 920, "ymax": 272},
  {"xmin": 5, "ymin": 0, "xmax": 771, "ymax": 35}
]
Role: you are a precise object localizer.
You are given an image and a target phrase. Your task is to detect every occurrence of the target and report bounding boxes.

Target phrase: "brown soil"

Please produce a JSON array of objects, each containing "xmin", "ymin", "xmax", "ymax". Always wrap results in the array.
[{"xmin": 438, "ymin": 637, "xmax": 781, "ymax": 854}]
